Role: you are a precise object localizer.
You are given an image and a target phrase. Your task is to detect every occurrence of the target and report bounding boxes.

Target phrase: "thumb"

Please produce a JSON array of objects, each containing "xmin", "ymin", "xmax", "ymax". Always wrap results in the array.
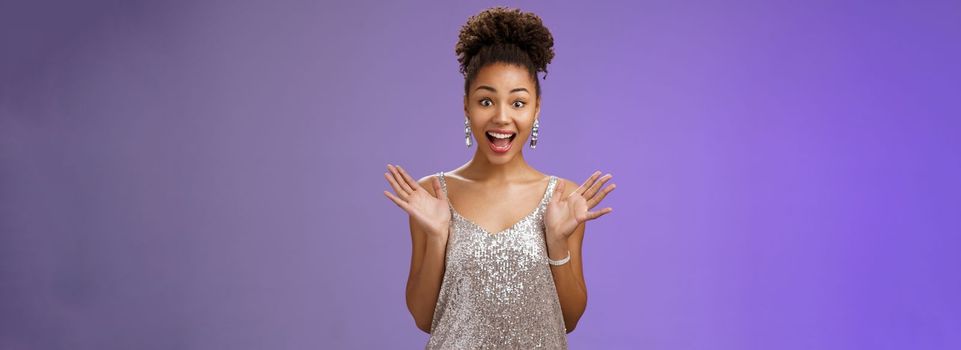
[{"xmin": 552, "ymin": 179, "xmax": 565, "ymax": 203}]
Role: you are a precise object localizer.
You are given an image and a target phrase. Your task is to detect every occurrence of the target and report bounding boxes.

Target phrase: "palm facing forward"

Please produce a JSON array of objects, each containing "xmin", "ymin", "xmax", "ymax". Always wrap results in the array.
[
  {"xmin": 545, "ymin": 171, "xmax": 616, "ymax": 243},
  {"xmin": 383, "ymin": 164, "xmax": 451, "ymax": 239}
]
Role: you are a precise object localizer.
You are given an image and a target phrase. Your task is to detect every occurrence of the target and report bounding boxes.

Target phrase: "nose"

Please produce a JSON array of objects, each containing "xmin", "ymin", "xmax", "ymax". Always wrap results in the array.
[{"xmin": 492, "ymin": 103, "xmax": 511, "ymax": 125}]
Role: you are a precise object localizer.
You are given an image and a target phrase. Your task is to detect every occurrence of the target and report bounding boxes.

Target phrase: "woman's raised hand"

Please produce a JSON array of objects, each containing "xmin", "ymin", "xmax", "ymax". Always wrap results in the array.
[
  {"xmin": 545, "ymin": 171, "xmax": 616, "ymax": 243},
  {"xmin": 383, "ymin": 164, "xmax": 452, "ymax": 239}
]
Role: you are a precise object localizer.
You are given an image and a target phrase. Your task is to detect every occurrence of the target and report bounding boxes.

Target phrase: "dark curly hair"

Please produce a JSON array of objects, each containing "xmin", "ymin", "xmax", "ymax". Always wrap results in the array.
[{"xmin": 455, "ymin": 6, "xmax": 555, "ymax": 97}]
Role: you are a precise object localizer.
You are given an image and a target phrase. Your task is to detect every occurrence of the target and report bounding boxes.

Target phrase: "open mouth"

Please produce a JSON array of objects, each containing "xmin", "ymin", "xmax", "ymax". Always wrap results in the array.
[{"xmin": 486, "ymin": 130, "xmax": 516, "ymax": 153}]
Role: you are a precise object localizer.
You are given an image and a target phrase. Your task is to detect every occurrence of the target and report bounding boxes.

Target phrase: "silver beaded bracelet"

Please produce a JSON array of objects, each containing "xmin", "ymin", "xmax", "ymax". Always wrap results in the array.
[{"xmin": 547, "ymin": 250, "xmax": 571, "ymax": 266}]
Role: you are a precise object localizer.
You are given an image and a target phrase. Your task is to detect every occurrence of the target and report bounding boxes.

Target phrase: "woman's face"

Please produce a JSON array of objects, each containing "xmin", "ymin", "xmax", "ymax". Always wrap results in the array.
[{"xmin": 464, "ymin": 62, "xmax": 540, "ymax": 164}]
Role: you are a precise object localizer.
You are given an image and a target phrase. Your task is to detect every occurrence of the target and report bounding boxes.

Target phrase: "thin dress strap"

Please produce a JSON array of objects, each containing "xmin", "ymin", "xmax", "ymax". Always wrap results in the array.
[
  {"xmin": 544, "ymin": 175, "xmax": 557, "ymax": 206},
  {"xmin": 437, "ymin": 172, "xmax": 452, "ymax": 209},
  {"xmin": 439, "ymin": 172, "xmax": 555, "ymax": 214},
  {"xmin": 425, "ymin": 171, "xmax": 568, "ymax": 348}
]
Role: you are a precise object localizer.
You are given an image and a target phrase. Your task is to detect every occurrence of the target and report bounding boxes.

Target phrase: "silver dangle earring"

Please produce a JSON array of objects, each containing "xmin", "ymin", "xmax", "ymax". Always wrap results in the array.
[
  {"xmin": 530, "ymin": 119, "xmax": 540, "ymax": 149},
  {"xmin": 465, "ymin": 118, "xmax": 472, "ymax": 148}
]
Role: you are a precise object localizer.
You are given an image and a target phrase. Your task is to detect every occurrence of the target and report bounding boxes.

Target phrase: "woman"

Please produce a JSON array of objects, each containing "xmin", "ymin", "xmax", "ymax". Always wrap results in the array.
[{"xmin": 382, "ymin": 6, "xmax": 616, "ymax": 349}]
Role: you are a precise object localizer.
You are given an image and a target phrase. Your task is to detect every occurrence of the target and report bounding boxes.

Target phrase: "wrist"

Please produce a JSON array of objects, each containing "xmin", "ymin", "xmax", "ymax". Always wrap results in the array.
[
  {"xmin": 546, "ymin": 226, "xmax": 572, "ymax": 244},
  {"xmin": 546, "ymin": 235, "xmax": 568, "ymax": 248},
  {"xmin": 426, "ymin": 231, "xmax": 449, "ymax": 245},
  {"xmin": 546, "ymin": 239, "xmax": 569, "ymax": 260},
  {"xmin": 547, "ymin": 249, "xmax": 571, "ymax": 266}
]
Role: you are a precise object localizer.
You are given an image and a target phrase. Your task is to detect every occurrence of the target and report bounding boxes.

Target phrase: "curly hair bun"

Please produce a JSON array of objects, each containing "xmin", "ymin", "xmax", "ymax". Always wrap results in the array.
[{"xmin": 455, "ymin": 7, "xmax": 555, "ymax": 93}]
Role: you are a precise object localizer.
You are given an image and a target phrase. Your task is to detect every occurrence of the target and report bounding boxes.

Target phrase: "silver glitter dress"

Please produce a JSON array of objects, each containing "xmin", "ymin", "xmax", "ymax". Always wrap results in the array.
[{"xmin": 426, "ymin": 171, "xmax": 569, "ymax": 349}]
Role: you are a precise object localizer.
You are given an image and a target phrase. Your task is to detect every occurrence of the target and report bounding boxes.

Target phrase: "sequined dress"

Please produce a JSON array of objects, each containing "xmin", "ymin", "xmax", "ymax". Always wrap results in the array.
[{"xmin": 426, "ymin": 171, "xmax": 568, "ymax": 349}]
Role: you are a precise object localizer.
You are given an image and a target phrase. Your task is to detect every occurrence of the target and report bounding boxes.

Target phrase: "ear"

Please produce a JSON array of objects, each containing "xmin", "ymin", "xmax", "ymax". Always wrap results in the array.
[
  {"xmin": 463, "ymin": 94, "xmax": 469, "ymax": 118},
  {"xmin": 534, "ymin": 95, "xmax": 541, "ymax": 120}
]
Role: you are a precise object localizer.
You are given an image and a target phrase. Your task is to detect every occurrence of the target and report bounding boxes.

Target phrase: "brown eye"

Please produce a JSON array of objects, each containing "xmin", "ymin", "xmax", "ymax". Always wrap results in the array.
[
  {"xmin": 480, "ymin": 98, "xmax": 492, "ymax": 107},
  {"xmin": 513, "ymin": 101, "xmax": 526, "ymax": 108}
]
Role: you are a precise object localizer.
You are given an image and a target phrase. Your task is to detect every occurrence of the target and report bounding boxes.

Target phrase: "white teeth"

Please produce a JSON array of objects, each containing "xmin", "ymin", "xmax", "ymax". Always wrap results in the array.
[{"xmin": 486, "ymin": 131, "xmax": 514, "ymax": 139}]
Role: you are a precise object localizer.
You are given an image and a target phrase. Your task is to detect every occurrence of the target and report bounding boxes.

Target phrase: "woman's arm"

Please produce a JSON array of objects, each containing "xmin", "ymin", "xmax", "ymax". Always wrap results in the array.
[
  {"xmin": 544, "ymin": 174, "xmax": 615, "ymax": 333},
  {"xmin": 546, "ymin": 211, "xmax": 588, "ymax": 333},
  {"xmin": 404, "ymin": 176, "xmax": 449, "ymax": 333},
  {"xmin": 384, "ymin": 165, "xmax": 452, "ymax": 333}
]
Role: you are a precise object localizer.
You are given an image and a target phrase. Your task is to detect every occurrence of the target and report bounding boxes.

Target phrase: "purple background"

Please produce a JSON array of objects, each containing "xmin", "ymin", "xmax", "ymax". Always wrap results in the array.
[{"xmin": 2, "ymin": 0, "xmax": 959, "ymax": 348}]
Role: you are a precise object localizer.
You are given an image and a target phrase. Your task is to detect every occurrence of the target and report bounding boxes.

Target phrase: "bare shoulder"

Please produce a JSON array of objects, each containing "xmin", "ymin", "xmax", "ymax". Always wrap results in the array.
[
  {"xmin": 554, "ymin": 176, "xmax": 581, "ymax": 198},
  {"xmin": 416, "ymin": 173, "xmax": 438, "ymax": 197}
]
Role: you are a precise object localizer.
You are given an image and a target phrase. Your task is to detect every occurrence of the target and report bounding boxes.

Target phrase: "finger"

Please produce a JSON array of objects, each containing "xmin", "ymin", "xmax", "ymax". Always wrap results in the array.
[
  {"xmin": 396, "ymin": 165, "xmax": 422, "ymax": 192},
  {"xmin": 389, "ymin": 164, "xmax": 415, "ymax": 194},
  {"xmin": 576, "ymin": 171, "xmax": 602, "ymax": 196},
  {"xmin": 384, "ymin": 171, "xmax": 410, "ymax": 200},
  {"xmin": 383, "ymin": 190, "xmax": 412, "ymax": 212},
  {"xmin": 551, "ymin": 179, "xmax": 565, "ymax": 203},
  {"xmin": 584, "ymin": 173, "xmax": 613, "ymax": 199},
  {"xmin": 387, "ymin": 164, "xmax": 414, "ymax": 195},
  {"xmin": 586, "ymin": 207, "xmax": 613, "ymax": 220},
  {"xmin": 587, "ymin": 183, "xmax": 616, "ymax": 209}
]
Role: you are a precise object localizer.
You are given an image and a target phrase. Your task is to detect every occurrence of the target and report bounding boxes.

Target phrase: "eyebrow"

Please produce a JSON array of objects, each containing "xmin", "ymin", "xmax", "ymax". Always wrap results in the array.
[{"xmin": 475, "ymin": 85, "xmax": 529, "ymax": 94}]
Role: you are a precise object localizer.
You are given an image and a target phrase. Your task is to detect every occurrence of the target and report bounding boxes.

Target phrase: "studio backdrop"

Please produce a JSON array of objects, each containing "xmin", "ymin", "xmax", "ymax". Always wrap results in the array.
[{"xmin": 1, "ymin": 0, "xmax": 959, "ymax": 349}]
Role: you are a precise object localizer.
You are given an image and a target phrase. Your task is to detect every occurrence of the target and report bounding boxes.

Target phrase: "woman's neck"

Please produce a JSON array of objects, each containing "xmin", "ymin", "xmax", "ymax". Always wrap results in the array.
[{"xmin": 454, "ymin": 150, "xmax": 541, "ymax": 184}]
